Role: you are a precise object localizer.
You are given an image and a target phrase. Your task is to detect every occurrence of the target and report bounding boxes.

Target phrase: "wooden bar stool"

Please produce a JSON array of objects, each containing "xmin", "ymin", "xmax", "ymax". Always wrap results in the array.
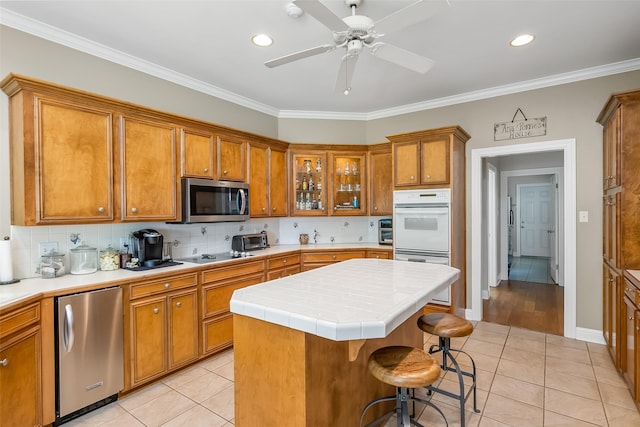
[
  {"xmin": 417, "ymin": 313, "xmax": 479, "ymax": 427},
  {"xmin": 360, "ymin": 346, "xmax": 448, "ymax": 427}
]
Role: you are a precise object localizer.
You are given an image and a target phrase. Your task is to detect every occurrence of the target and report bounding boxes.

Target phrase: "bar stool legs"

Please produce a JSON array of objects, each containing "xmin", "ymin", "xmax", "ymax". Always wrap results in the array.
[
  {"xmin": 418, "ymin": 314, "xmax": 480, "ymax": 427},
  {"xmin": 360, "ymin": 346, "xmax": 449, "ymax": 427}
]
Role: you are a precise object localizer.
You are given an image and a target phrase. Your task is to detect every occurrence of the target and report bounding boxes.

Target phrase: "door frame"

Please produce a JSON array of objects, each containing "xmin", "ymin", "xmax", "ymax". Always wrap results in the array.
[
  {"xmin": 487, "ymin": 163, "xmax": 498, "ymax": 288},
  {"xmin": 470, "ymin": 139, "xmax": 576, "ymax": 338}
]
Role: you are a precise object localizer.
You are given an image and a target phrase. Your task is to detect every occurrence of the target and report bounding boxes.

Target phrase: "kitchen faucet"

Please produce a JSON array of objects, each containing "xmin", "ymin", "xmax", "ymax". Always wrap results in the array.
[{"xmin": 313, "ymin": 230, "xmax": 319, "ymax": 244}]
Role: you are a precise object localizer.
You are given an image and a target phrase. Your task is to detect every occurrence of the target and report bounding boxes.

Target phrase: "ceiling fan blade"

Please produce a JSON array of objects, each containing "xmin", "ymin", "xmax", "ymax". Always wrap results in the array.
[
  {"xmin": 369, "ymin": 42, "xmax": 434, "ymax": 74},
  {"xmin": 335, "ymin": 54, "xmax": 359, "ymax": 93},
  {"xmin": 265, "ymin": 44, "xmax": 335, "ymax": 68},
  {"xmin": 294, "ymin": 0, "xmax": 351, "ymax": 33},
  {"xmin": 373, "ymin": 0, "xmax": 448, "ymax": 35}
]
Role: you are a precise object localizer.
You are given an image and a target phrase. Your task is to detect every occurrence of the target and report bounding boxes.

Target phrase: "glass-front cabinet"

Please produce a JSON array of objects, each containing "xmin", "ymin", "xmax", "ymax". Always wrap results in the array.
[
  {"xmin": 291, "ymin": 152, "xmax": 327, "ymax": 216},
  {"xmin": 329, "ymin": 153, "xmax": 366, "ymax": 216}
]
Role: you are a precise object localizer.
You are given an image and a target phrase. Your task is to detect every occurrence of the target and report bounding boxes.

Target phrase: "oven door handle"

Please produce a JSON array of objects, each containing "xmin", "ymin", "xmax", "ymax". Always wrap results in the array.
[{"xmin": 394, "ymin": 207, "xmax": 449, "ymax": 215}]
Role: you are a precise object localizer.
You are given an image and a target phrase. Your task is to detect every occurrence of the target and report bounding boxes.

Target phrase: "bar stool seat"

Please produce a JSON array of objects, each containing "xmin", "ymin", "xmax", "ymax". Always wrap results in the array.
[
  {"xmin": 360, "ymin": 346, "xmax": 448, "ymax": 427},
  {"xmin": 418, "ymin": 314, "xmax": 479, "ymax": 427}
]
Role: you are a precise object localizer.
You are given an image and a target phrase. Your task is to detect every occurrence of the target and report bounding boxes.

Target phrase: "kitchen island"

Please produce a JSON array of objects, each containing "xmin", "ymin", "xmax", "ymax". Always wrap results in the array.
[{"xmin": 230, "ymin": 258, "xmax": 460, "ymax": 427}]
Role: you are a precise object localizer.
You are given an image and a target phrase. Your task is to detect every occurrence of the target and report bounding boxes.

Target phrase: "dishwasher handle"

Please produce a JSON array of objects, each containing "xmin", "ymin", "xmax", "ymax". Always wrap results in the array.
[{"xmin": 63, "ymin": 304, "xmax": 75, "ymax": 352}]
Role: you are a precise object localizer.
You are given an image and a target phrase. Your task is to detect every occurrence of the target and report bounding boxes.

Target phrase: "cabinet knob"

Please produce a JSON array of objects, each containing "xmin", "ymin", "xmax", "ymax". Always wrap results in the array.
[
  {"xmin": 153, "ymin": 308, "xmax": 159, "ymax": 314},
  {"xmin": 283, "ymin": 259, "xmax": 287, "ymax": 264},
  {"xmin": 410, "ymin": 175, "xmax": 415, "ymax": 181},
  {"xmin": 98, "ymin": 206, "xmax": 105, "ymax": 213},
  {"xmin": 272, "ymin": 207, "xmax": 277, "ymax": 212},
  {"xmin": 204, "ymin": 168, "xmax": 209, "ymax": 173},
  {"xmin": 223, "ymin": 169, "xmax": 228, "ymax": 175},
  {"xmin": 0, "ymin": 358, "xmax": 7, "ymax": 367},
  {"xmin": 374, "ymin": 206, "xmax": 378, "ymax": 211},
  {"xmin": 164, "ymin": 283, "xmax": 170, "ymax": 288},
  {"xmin": 176, "ymin": 301, "xmax": 182, "ymax": 308},
  {"xmin": 332, "ymin": 255, "xmax": 337, "ymax": 260},
  {"xmin": 426, "ymin": 175, "xmax": 431, "ymax": 179},
  {"xmin": 262, "ymin": 207, "xmax": 266, "ymax": 212},
  {"xmin": 131, "ymin": 207, "xmax": 138, "ymax": 213}
]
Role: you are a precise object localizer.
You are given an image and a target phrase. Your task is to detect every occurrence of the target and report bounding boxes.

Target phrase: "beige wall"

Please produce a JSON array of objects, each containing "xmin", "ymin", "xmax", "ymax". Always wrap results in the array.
[{"xmin": 3, "ymin": 24, "xmax": 640, "ymax": 331}]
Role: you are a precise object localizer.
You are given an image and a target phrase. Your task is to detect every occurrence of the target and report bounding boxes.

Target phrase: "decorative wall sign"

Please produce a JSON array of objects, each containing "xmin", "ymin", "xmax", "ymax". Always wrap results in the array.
[{"xmin": 494, "ymin": 108, "xmax": 547, "ymax": 141}]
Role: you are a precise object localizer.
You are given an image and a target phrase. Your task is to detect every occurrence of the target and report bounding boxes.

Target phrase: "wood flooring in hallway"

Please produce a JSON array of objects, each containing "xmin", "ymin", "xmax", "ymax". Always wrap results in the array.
[{"xmin": 483, "ymin": 279, "xmax": 564, "ymax": 336}]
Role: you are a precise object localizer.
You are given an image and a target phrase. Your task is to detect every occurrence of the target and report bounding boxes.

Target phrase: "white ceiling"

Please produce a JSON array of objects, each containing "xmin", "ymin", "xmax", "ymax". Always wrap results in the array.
[{"xmin": 2, "ymin": 0, "xmax": 640, "ymax": 119}]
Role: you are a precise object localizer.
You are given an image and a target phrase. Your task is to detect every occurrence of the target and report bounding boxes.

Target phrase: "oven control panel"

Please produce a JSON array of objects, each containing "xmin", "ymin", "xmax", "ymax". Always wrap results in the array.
[{"xmin": 393, "ymin": 188, "xmax": 450, "ymax": 204}]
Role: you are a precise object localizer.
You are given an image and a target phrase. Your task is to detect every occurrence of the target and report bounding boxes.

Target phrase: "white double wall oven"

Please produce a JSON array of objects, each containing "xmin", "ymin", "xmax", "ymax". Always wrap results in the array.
[{"xmin": 393, "ymin": 188, "xmax": 451, "ymax": 305}]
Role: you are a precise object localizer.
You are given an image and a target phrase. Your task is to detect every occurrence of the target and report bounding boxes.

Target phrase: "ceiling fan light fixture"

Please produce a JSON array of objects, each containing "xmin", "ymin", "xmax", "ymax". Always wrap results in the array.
[
  {"xmin": 251, "ymin": 33, "xmax": 274, "ymax": 47},
  {"xmin": 510, "ymin": 34, "xmax": 535, "ymax": 47}
]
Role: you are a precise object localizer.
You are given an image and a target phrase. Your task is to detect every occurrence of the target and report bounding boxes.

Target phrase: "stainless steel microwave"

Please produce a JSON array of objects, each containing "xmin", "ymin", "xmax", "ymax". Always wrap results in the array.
[{"xmin": 175, "ymin": 178, "xmax": 249, "ymax": 223}]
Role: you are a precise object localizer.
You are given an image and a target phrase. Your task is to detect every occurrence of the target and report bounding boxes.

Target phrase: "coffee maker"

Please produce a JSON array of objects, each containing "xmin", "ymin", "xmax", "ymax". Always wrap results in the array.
[{"xmin": 131, "ymin": 229, "xmax": 164, "ymax": 267}]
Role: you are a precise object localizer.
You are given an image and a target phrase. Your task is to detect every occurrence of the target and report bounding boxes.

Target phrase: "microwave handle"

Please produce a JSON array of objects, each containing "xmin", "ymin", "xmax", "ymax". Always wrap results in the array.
[{"xmin": 238, "ymin": 189, "xmax": 247, "ymax": 214}]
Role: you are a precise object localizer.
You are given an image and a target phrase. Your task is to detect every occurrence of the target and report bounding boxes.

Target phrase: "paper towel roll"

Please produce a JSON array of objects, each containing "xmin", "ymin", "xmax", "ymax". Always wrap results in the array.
[{"xmin": 0, "ymin": 238, "xmax": 14, "ymax": 283}]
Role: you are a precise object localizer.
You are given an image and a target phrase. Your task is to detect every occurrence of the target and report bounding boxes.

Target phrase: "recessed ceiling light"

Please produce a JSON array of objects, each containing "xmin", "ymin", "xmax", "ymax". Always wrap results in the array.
[
  {"xmin": 510, "ymin": 34, "xmax": 535, "ymax": 47},
  {"xmin": 251, "ymin": 34, "xmax": 273, "ymax": 47}
]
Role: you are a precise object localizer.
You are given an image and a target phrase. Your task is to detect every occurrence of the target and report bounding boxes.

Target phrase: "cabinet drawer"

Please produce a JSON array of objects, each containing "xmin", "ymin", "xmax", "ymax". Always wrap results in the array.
[
  {"xmin": 201, "ymin": 259, "xmax": 265, "ymax": 284},
  {"xmin": 0, "ymin": 303, "xmax": 40, "ymax": 339},
  {"xmin": 267, "ymin": 265, "xmax": 301, "ymax": 281},
  {"xmin": 203, "ymin": 273, "xmax": 265, "ymax": 318},
  {"xmin": 302, "ymin": 251, "xmax": 365, "ymax": 263},
  {"xmin": 130, "ymin": 273, "xmax": 198, "ymax": 299},
  {"xmin": 267, "ymin": 253, "xmax": 301, "ymax": 270},
  {"xmin": 624, "ymin": 279, "xmax": 640, "ymax": 306},
  {"xmin": 203, "ymin": 313, "xmax": 234, "ymax": 355},
  {"xmin": 366, "ymin": 250, "xmax": 392, "ymax": 259}
]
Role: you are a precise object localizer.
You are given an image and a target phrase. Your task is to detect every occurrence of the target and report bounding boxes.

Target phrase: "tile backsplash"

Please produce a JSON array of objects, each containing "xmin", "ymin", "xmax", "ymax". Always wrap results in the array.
[{"xmin": 8, "ymin": 216, "xmax": 389, "ymax": 279}]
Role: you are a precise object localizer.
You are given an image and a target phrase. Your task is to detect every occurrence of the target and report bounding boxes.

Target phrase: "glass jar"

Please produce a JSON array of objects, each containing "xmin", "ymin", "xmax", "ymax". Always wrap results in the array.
[
  {"xmin": 99, "ymin": 245, "xmax": 120, "ymax": 271},
  {"xmin": 70, "ymin": 242, "xmax": 98, "ymax": 275},
  {"xmin": 39, "ymin": 252, "xmax": 66, "ymax": 279}
]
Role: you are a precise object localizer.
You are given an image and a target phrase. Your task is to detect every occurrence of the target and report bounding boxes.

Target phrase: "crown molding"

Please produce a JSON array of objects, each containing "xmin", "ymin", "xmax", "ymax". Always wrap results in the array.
[{"xmin": 3, "ymin": 7, "xmax": 640, "ymax": 122}]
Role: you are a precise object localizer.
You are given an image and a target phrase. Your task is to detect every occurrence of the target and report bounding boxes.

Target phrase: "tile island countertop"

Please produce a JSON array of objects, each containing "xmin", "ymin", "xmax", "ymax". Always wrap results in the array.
[{"xmin": 230, "ymin": 258, "xmax": 460, "ymax": 341}]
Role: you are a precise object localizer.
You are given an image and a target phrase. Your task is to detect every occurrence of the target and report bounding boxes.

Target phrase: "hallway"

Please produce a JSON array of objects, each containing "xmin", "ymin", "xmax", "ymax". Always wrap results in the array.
[{"xmin": 508, "ymin": 256, "xmax": 555, "ymax": 284}]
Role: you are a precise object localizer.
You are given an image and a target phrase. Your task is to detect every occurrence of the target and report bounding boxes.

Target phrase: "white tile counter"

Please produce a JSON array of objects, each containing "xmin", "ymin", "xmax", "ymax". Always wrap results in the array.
[{"xmin": 230, "ymin": 258, "xmax": 459, "ymax": 341}]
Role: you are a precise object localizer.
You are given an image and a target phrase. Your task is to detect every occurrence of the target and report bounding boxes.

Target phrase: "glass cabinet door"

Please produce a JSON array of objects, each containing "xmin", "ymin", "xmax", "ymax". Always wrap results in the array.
[
  {"xmin": 292, "ymin": 153, "xmax": 327, "ymax": 215},
  {"xmin": 330, "ymin": 154, "xmax": 366, "ymax": 215}
]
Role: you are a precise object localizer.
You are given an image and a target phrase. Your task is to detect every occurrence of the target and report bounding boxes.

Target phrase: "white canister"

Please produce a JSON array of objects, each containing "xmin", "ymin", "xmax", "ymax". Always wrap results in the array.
[{"xmin": 70, "ymin": 243, "xmax": 98, "ymax": 275}]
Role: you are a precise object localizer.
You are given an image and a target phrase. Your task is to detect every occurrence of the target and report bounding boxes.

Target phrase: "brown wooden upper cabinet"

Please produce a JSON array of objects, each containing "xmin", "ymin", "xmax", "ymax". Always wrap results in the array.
[
  {"xmin": 248, "ymin": 142, "xmax": 288, "ymax": 217},
  {"xmin": 329, "ymin": 152, "xmax": 367, "ymax": 216},
  {"xmin": 217, "ymin": 134, "xmax": 246, "ymax": 182},
  {"xmin": 1, "ymin": 75, "xmax": 115, "ymax": 225},
  {"xmin": 116, "ymin": 115, "xmax": 178, "ymax": 222},
  {"xmin": 368, "ymin": 143, "xmax": 392, "ymax": 216},
  {"xmin": 180, "ymin": 127, "xmax": 215, "ymax": 179},
  {"xmin": 388, "ymin": 126, "xmax": 470, "ymax": 188}
]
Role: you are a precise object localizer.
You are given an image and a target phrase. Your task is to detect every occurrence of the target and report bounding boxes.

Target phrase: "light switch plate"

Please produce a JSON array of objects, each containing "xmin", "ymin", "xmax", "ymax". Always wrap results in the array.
[
  {"xmin": 39, "ymin": 241, "xmax": 59, "ymax": 255},
  {"xmin": 579, "ymin": 211, "xmax": 589, "ymax": 222}
]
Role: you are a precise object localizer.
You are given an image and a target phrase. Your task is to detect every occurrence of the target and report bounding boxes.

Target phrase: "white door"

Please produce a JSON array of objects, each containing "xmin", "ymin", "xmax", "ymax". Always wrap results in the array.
[
  {"xmin": 549, "ymin": 175, "xmax": 559, "ymax": 283},
  {"xmin": 519, "ymin": 184, "xmax": 552, "ymax": 257}
]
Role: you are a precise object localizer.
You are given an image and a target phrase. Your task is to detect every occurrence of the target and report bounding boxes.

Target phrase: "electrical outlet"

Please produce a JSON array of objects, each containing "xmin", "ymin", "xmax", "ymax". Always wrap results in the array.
[
  {"xmin": 579, "ymin": 211, "xmax": 589, "ymax": 223},
  {"xmin": 39, "ymin": 241, "xmax": 58, "ymax": 255}
]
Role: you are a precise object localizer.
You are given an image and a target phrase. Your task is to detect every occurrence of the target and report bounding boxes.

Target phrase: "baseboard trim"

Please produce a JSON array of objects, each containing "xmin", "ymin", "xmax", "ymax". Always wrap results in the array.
[{"xmin": 575, "ymin": 327, "xmax": 606, "ymax": 344}]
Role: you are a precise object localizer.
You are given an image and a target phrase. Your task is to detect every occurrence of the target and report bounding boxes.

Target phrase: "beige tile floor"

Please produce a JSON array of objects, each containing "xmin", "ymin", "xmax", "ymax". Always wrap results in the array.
[{"xmin": 67, "ymin": 321, "xmax": 640, "ymax": 427}]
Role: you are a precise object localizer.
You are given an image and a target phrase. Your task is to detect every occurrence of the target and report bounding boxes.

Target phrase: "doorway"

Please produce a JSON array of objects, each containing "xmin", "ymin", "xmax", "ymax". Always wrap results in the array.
[{"xmin": 470, "ymin": 139, "xmax": 576, "ymax": 338}]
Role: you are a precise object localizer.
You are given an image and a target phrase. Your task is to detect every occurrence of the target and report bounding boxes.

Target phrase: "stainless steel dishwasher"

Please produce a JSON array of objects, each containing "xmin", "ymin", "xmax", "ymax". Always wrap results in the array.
[{"xmin": 54, "ymin": 286, "xmax": 123, "ymax": 425}]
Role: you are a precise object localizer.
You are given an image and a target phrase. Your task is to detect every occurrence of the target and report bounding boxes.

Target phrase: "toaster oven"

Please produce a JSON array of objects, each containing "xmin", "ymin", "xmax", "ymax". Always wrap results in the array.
[
  {"xmin": 378, "ymin": 218, "xmax": 393, "ymax": 245},
  {"xmin": 231, "ymin": 232, "xmax": 269, "ymax": 252}
]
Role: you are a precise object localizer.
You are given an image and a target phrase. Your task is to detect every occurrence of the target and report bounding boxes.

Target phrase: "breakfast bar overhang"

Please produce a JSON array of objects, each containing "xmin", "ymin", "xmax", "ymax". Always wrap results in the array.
[{"xmin": 230, "ymin": 259, "xmax": 460, "ymax": 426}]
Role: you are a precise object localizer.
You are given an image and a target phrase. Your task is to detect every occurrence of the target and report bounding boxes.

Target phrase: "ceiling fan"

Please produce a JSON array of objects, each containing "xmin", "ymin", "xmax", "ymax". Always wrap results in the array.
[{"xmin": 265, "ymin": 0, "xmax": 447, "ymax": 94}]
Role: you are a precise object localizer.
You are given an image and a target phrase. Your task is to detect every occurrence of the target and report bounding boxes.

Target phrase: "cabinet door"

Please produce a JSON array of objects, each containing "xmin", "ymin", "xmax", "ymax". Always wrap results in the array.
[
  {"xmin": 203, "ymin": 313, "xmax": 234, "ymax": 355},
  {"xmin": 623, "ymin": 296, "xmax": 637, "ymax": 397},
  {"xmin": 218, "ymin": 135, "xmax": 246, "ymax": 181},
  {"xmin": 38, "ymin": 98, "xmax": 113, "ymax": 222},
  {"xmin": 604, "ymin": 265, "xmax": 621, "ymax": 366},
  {"xmin": 249, "ymin": 144, "xmax": 269, "ymax": 216},
  {"xmin": 603, "ymin": 108, "xmax": 620, "ymax": 189},
  {"xmin": 168, "ymin": 290, "xmax": 198, "ymax": 369},
  {"xmin": 330, "ymin": 153, "xmax": 366, "ymax": 216},
  {"xmin": 291, "ymin": 153, "xmax": 327, "ymax": 216},
  {"xmin": 603, "ymin": 193, "xmax": 621, "ymax": 268},
  {"xmin": 393, "ymin": 141, "xmax": 420, "ymax": 186},
  {"xmin": 0, "ymin": 327, "xmax": 41, "ymax": 427},
  {"xmin": 181, "ymin": 128, "xmax": 215, "ymax": 178},
  {"xmin": 130, "ymin": 296, "xmax": 167, "ymax": 386},
  {"xmin": 270, "ymin": 148, "xmax": 288, "ymax": 216},
  {"xmin": 120, "ymin": 116, "xmax": 177, "ymax": 221},
  {"xmin": 421, "ymin": 138, "xmax": 449, "ymax": 185},
  {"xmin": 369, "ymin": 150, "xmax": 393, "ymax": 215}
]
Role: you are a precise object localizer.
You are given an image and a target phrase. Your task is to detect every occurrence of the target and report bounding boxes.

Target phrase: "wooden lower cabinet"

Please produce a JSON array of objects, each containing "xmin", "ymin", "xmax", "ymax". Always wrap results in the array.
[
  {"xmin": 124, "ymin": 273, "xmax": 198, "ymax": 391},
  {"xmin": 623, "ymin": 273, "xmax": 640, "ymax": 401},
  {"xmin": 366, "ymin": 249, "xmax": 392, "ymax": 259},
  {"xmin": 604, "ymin": 263, "xmax": 621, "ymax": 365},
  {"xmin": 200, "ymin": 260, "xmax": 266, "ymax": 356},
  {"xmin": 0, "ymin": 302, "xmax": 42, "ymax": 427},
  {"xmin": 301, "ymin": 250, "xmax": 365, "ymax": 271},
  {"xmin": 267, "ymin": 252, "xmax": 301, "ymax": 280}
]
